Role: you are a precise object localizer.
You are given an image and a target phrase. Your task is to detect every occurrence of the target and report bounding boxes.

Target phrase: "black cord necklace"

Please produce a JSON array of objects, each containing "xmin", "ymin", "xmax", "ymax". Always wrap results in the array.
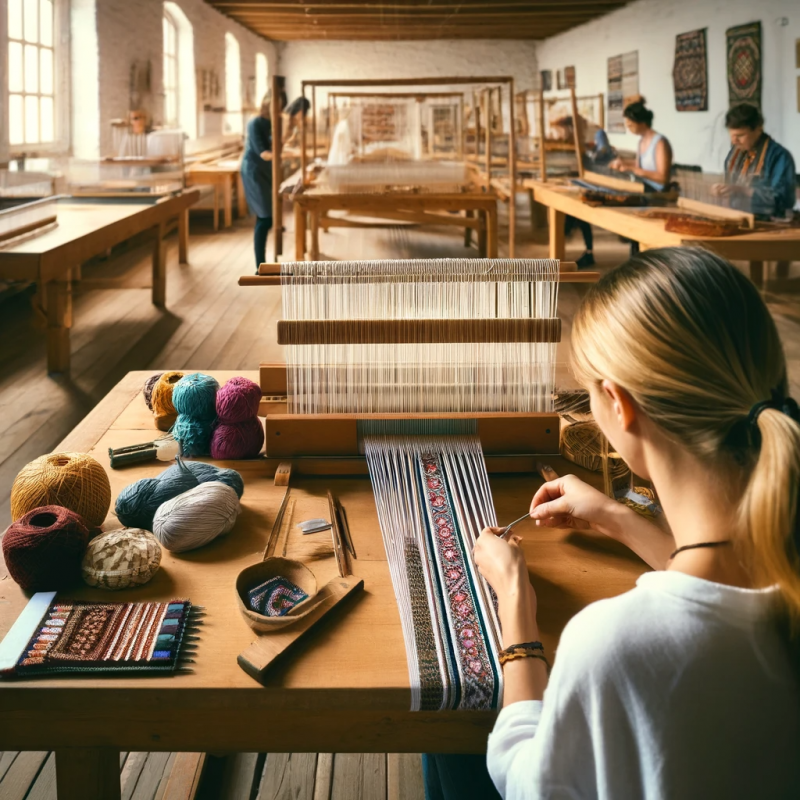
[{"xmin": 669, "ymin": 541, "xmax": 732, "ymax": 561}]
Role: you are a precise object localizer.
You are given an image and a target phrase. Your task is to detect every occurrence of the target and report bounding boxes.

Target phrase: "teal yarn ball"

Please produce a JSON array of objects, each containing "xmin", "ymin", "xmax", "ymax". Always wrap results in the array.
[
  {"xmin": 172, "ymin": 417, "xmax": 214, "ymax": 457},
  {"xmin": 172, "ymin": 373, "xmax": 219, "ymax": 420},
  {"xmin": 183, "ymin": 461, "xmax": 245, "ymax": 498}
]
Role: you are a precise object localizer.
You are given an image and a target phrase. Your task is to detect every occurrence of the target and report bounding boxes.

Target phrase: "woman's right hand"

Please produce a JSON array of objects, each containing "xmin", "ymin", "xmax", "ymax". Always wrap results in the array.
[{"xmin": 530, "ymin": 474, "xmax": 619, "ymax": 534}]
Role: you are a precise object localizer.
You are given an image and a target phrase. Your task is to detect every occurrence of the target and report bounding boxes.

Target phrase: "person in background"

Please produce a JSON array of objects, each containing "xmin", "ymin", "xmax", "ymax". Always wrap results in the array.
[
  {"xmin": 241, "ymin": 92, "xmax": 281, "ymax": 272},
  {"xmin": 609, "ymin": 98, "xmax": 672, "ymax": 191},
  {"xmin": 283, "ymin": 96, "xmax": 311, "ymax": 149},
  {"xmin": 712, "ymin": 103, "xmax": 796, "ymax": 219}
]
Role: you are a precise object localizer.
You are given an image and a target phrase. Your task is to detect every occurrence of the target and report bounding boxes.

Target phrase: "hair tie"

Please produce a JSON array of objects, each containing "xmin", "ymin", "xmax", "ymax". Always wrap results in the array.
[{"xmin": 748, "ymin": 390, "xmax": 800, "ymax": 427}]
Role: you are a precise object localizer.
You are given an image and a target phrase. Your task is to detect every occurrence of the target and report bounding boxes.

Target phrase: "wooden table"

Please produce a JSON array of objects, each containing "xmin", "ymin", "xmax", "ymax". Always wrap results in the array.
[
  {"xmin": 293, "ymin": 190, "xmax": 500, "ymax": 260},
  {"xmin": 186, "ymin": 160, "xmax": 247, "ymax": 230},
  {"xmin": 528, "ymin": 180, "xmax": 800, "ymax": 286},
  {"xmin": 0, "ymin": 191, "xmax": 200, "ymax": 374},
  {"xmin": 0, "ymin": 370, "xmax": 646, "ymax": 799}
]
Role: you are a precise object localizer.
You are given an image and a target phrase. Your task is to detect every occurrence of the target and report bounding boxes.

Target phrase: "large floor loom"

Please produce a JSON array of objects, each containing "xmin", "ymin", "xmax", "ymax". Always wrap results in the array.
[{"xmin": 243, "ymin": 258, "xmax": 581, "ymax": 710}]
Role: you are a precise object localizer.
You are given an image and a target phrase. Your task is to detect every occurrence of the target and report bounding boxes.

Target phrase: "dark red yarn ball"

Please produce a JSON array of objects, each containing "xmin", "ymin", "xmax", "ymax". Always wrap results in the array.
[
  {"xmin": 215, "ymin": 376, "xmax": 262, "ymax": 423},
  {"xmin": 210, "ymin": 418, "xmax": 265, "ymax": 460},
  {"xmin": 2, "ymin": 505, "xmax": 91, "ymax": 590}
]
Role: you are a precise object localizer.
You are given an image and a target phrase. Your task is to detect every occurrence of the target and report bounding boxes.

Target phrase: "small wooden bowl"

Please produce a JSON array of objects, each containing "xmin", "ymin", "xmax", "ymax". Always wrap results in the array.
[{"xmin": 236, "ymin": 557, "xmax": 319, "ymax": 632}]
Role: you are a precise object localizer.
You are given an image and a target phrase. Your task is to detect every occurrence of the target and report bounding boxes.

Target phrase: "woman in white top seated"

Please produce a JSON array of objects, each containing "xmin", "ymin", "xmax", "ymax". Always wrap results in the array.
[
  {"xmin": 609, "ymin": 98, "xmax": 672, "ymax": 191},
  {"xmin": 474, "ymin": 247, "xmax": 800, "ymax": 800}
]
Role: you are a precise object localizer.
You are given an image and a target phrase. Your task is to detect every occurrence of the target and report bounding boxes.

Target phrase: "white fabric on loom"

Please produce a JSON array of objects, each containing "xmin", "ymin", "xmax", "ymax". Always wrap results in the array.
[{"xmin": 487, "ymin": 571, "xmax": 800, "ymax": 799}]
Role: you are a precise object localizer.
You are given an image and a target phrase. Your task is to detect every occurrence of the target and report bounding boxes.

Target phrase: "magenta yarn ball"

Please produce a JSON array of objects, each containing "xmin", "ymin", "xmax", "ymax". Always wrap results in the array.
[
  {"xmin": 215, "ymin": 377, "xmax": 262, "ymax": 424},
  {"xmin": 211, "ymin": 418, "xmax": 265, "ymax": 460}
]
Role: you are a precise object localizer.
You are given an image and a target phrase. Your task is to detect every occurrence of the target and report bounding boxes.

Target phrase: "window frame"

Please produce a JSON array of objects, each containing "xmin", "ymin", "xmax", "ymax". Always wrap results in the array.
[
  {"xmin": 162, "ymin": 8, "xmax": 179, "ymax": 129},
  {"xmin": 6, "ymin": 0, "xmax": 70, "ymax": 156},
  {"xmin": 224, "ymin": 31, "xmax": 242, "ymax": 135}
]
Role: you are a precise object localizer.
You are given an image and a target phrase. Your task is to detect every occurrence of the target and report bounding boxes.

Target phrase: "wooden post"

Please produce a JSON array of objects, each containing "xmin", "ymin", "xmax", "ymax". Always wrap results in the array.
[
  {"xmin": 312, "ymin": 84, "xmax": 317, "ymax": 160},
  {"xmin": 749, "ymin": 261, "xmax": 765, "ymax": 289},
  {"xmin": 223, "ymin": 175, "xmax": 234, "ymax": 227},
  {"xmin": 569, "ymin": 86, "xmax": 585, "ymax": 179},
  {"xmin": 477, "ymin": 210, "xmax": 487, "ymax": 257},
  {"xmin": 486, "ymin": 203, "xmax": 498, "ymax": 258},
  {"xmin": 294, "ymin": 202, "xmax": 306, "ymax": 260},
  {"xmin": 537, "ymin": 89, "xmax": 547, "ymax": 183},
  {"xmin": 484, "ymin": 88, "xmax": 492, "ymax": 184},
  {"xmin": 236, "ymin": 173, "xmax": 247, "ymax": 217},
  {"xmin": 464, "ymin": 209, "xmax": 473, "ymax": 247},
  {"xmin": 548, "ymin": 206, "xmax": 565, "ymax": 260},
  {"xmin": 310, "ymin": 210, "xmax": 320, "ymax": 260},
  {"xmin": 271, "ymin": 74, "xmax": 283, "ymax": 258},
  {"xmin": 152, "ymin": 222, "xmax": 167, "ymax": 307},
  {"xmin": 459, "ymin": 94, "xmax": 465, "ymax": 161},
  {"xmin": 473, "ymin": 92, "xmax": 481, "ymax": 161},
  {"xmin": 46, "ymin": 273, "xmax": 72, "ymax": 373},
  {"xmin": 178, "ymin": 209, "xmax": 189, "ymax": 264},
  {"xmin": 301, "ymin": 83, "xmax": 307, "ymax": 186},
  {"xmin": 598, "ymin": 92, "xmax": 605, "ymax": 130},
  {"xmin": 508, "ymin": 78, "xmax": 516, "ymax": 258},
  {"xmin": 56, "ymin": 748, "xmax": 121, "ymax": 800}
]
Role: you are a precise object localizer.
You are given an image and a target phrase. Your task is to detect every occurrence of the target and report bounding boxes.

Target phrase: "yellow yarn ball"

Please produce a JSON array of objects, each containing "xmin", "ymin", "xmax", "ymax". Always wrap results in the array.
[
  {"xmin": 10, "ymin": 452, "xmax": 111, "ymax": 528},
  {"xmin": 150, "ymin": 371, "xmax": 184, "ymax": 431}
]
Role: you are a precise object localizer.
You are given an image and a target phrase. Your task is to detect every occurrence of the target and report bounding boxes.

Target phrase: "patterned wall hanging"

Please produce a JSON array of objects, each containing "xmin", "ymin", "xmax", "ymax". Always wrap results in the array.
[
  {"xmin": 540, "ymin": 70, "xmax": 552, "ymax": 92},
  {"xmin": 608, "ymin": 51, "xmax": 638, "ymax": 132},
  {"xmin": 673, "ymin": 29, "xmax": 708, "ymax": 111},
  {"xmin": 726, "ymin": 21, "xmax": 762, "ymax": 107}
]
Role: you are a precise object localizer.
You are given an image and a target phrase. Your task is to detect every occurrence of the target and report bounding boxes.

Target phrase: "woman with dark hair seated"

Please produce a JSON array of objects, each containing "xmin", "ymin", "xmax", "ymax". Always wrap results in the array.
[
  {"xmin": 609, "ymin": 98, "xmax": 673, "ymax": 191},
  {"xmin": 713, "ymin": 103, "xmax": 796, "ymax": 219}
]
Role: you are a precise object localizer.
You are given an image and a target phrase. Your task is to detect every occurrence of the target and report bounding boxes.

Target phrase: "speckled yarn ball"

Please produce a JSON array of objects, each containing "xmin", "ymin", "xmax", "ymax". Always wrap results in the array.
[
  {"xmin": 172, "ymin": 373, "xmax": 219, "ymax": 456},
  {"xmin": 2, "ymin": 505, "xmax": 91, "ymax": 590},
  {"xmin": 152, "ymin": 482, "xmax": 240, "ymax": 553},
  {"xmin": 82, "ymin": 528, "xmax": 162, "ymax": 590},
  {"xmin": 150, "ymin": 371, "xmax": 184, "ymax": 431},
  {"xmin": 142, "ymin": 372, "xmax": 164, "ymax": 411},
  {"xmin": 216, "ymin": 377, "xmax": 262, "ymax": 423},
  {"xmin": 211, "ymin": 417, "xmax": 265, "ymax": 460},
  {"xmin": 10, "ymin": 452, "xmax": 111, "ymax": 528}
]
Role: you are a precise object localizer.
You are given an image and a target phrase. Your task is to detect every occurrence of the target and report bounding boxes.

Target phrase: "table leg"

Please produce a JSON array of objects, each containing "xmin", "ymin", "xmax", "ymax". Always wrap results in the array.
[
  {"xmin": 152, "ymin": 222, "xmax": 168, "ymax": 307},
  {"xmin": 46, "ymin": 272, "xmax": 72, "ymax": 374},
  {"xmin": 528, "ymin": 189, "xmax": 537, "ymax": 233},
  {"xmin": 749, "ymin": 260, "xmax": 765, "ymax": 289},
  {"xmin": 213, "ymin": 188, "xmax": 220, "ymax": 232},
  {"xmin": 776, "ymin": 261, "xmax": 789, "ymax": 280},
  {"xmin": 294, "ymin": 203, "xmax": 306, "ymax": 261},
  {"xmin": 548, "ymin": 207, "xmax": 565, "ymax": 261},
  {"xmin": 464, "ymin": 210, "xmax": 473, "ymax": 248},
  {"xmin": 486, "ymin": 205, "xmax": 498, "ymax": 258},
  {"xmin": 236, "ymin": 174, "xmax": 248, "ymax": 217},
  {"xmin": 223, "ymin": 178, "xmax": 234, "ymax": 228},
  {"xmin": 56, "ymin": 748, "xmax": 121, "ymax": 800},
  {"xmin": 310, "ymin": 210, "xmax": 320, "ymax": 260},
  {"xmin": 178, "ymin": 210, "xmax": 189, "ymax": 264},
  {"xmin": 477, "ymin": 211, "xmax": 487, "ymax": 258}
]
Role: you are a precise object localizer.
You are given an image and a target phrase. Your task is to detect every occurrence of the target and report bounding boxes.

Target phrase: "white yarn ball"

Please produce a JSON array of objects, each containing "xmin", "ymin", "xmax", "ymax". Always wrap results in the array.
[{"xmin": 152, "ymin": 481, "xmax": 240, "ymax": 553}]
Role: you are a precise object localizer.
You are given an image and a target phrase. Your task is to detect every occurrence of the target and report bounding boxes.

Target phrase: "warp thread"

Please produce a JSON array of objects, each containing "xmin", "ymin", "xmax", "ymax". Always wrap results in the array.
[
  {"xmin": 172, "ymin": 373, "xmax": 219, "ymax": 457},
  {"xmin": 142, "ymin": 372, "xmax": 164, "ymax": 411},
  {"xmin": 115, "ymin": 458, "xmax": 244, "ymax": 530},
  {"xmin": 82, "ymin": 527, "xmax": 162, "ymax": 590},
  {"xmin": 151, "ymin": 371, "xmax": 184, "ymax": 431},
  {"xmin": 211, "ymin": 376, "xmax": 264, "ymax": 459},
  {"xmin": 10, "ymin": 452, "xmax": 111, "ymax": 527},
  {"xmin": 2, "ymin": 505, "xmax": 91, "ymax": 590},
  {"xmin": 152, "ymin": 481, "xmax": 240, "ymax": 553}
]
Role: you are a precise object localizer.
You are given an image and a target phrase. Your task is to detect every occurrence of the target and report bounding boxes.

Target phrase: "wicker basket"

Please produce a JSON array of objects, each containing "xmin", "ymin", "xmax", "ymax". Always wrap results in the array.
[{"xmin": 560, "ymin": 418, "xmax": 630, "ymax": 479}]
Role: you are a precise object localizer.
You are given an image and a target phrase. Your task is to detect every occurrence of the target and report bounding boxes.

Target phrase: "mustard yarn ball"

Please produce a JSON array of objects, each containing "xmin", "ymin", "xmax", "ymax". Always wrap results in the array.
[
  {"xmin": 11, "ymin": 452, "xmax": 111, "ymax": 528},
  {"xmin": 82, "ymin": 528, "xmax": 162, "ymax": 590}
]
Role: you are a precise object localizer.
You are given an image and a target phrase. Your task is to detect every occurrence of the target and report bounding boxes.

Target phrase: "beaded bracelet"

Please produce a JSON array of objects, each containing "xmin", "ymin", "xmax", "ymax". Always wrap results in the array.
[{"xmin": 498, "ymin": 641, "xmax": 550, "ymax": 673}]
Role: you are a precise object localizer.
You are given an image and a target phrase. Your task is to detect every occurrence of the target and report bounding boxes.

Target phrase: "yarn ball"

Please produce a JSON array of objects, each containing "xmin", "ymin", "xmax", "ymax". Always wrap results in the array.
[
  {"xmin": 82, "ymin": 528, "xmax": 162, "ymax": 590},
  {"xmin": 172, "ymin": 416, "xmax": 214, "ymax": 457},
  {"xmin": 152, "ymin": 482, "xmax": 240, "ymax": 553},
  {"xmin": 2, "ymin": 505, "xmax": 91, "ymax": 590},
  {"xmin": 216, "ymin": 377, "xmax": 262, "ymax": 424},
  {"xmin": 115, "ymin": 459, "xmax": 244, "ymax": 530},
  {"xmin": 11, "ymin": 452, "xmax": 111, "ymax": 528},
  {"xmin": 151, "ymin": 371, "xmax": 184, "ymax": 431},
  {"xmin": 142, "ymin": 372, "xmax": 164, "ymax": 411},
  {"xmin": 172, "ymin": 373, "xmax": 220, "ymax": 421},
  {"xmin": 211, "ymin": 418, "xmax": 265, "ymax": 460}
]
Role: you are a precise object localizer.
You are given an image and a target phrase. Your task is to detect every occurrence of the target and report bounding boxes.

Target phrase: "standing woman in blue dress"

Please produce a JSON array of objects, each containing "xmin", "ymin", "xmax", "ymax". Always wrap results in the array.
[{"xmin": 242, "ymin": 93, "xmax": 280, "ymax": 272}]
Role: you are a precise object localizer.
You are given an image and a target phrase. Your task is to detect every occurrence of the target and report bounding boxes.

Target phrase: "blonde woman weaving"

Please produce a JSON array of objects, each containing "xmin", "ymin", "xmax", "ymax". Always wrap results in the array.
[{"xmin": 474, "ymin": 248, "xmax": 800, "ymax": 799}]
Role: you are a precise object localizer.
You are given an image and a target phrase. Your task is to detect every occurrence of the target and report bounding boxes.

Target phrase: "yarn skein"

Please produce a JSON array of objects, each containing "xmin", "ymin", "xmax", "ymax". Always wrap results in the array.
[
  {"xmin": 115, "ymin": 459, "xmax": 244, "ymax": 530},
  {"xmin": 82, "ymin": 528, "xmax": 162, "ymax": 590},
  {"xmin": 172, "ymin": 373, "xmax": 219, "ymax": 457},
  {"xmin": 11, "ymin": 452, "xmax": 111, "ymax": 527},
  {"xmin": 211, "ymin": 377, "xmax": 264, "ymax": 459},
  {"xmin": 152, "ymin": 482, "xmax": 240, "ymax": 553},
  {"xmin": 3, "ymin": 505, "xmax": 91, "ymax": 590},
  {"xmin": 150, "ymin": 371, "xmax": 184, "ymax": 432},
  {"xmin": 143, "ymin": 372, "xmax": 165, "ymax": 411}
]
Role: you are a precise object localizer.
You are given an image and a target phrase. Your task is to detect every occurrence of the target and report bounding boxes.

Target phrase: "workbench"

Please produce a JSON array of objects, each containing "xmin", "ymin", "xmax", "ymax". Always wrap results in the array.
[
  {"xmin": 185, "ymin": 159, "xmax": 247, "ymax": 230},
  {"xmin": 0, "ymin": 369, "xmax": 646, "ymax": 799},
  {"xmin": 0, "ymin": 191, "xmax": 201, "ymax": 373},
  {"xmin": 527, "ymin": 179, "xmax": 800, "ymax": 287}
]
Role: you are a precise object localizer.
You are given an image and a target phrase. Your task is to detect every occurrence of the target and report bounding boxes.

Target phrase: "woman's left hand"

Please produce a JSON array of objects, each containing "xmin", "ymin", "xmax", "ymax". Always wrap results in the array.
[{"xmin": 473, "ymin": 528, "xmax": 533, "ymax": 608}]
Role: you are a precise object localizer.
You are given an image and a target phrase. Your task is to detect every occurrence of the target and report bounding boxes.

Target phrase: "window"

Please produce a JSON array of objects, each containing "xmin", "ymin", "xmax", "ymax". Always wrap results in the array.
[
  {"xmin": 8, "ymin": 0, "xmax": 56, "ymax": 146},
  {"xmin": 224, "ymin": 32, "xmax": 242, "ymax": 134},
  {"xmin": 163, "ymin": 9, "xmax": 178, "ymax": 128},
  {"xmin": 255, "ymin": 53, "xmax": 268, "ymax": 108}
]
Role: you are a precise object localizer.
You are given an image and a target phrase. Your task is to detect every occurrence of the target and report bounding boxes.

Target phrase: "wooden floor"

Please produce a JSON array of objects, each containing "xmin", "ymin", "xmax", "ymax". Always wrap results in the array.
[{"xmin": 1, "ymin": 202, "xmax": 799, "ymax": 799}]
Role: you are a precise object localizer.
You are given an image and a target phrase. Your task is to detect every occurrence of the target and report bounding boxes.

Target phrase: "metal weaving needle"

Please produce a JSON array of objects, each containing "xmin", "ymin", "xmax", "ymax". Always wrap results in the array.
[{"xmin": 501, "ymin": 513, "xmax": 531, "ymax": 539}]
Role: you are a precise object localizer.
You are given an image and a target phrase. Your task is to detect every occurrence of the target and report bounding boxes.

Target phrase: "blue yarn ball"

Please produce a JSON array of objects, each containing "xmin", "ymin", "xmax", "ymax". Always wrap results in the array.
[
  {"xmin": 182, "ymin": 461, "xmax": 245, "ymax": 498},
  {"xmin": 173, "ymin": 417, "xmax": 214, "ymax": 457},
  {"xmin": 172, "ymin": 373, "xmax": 219, "ymax": 421}
]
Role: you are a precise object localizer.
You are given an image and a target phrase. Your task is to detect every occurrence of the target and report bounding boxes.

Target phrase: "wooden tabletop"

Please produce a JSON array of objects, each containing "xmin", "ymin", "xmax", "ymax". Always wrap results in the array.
[{"xmin": 0, "ymin": 370, "xmax": 646, "ymax": 754}]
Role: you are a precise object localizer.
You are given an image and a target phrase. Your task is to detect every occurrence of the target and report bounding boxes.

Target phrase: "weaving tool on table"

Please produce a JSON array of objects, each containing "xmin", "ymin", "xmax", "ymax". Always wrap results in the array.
[{"xmin": 241, "ymin": 257, "xmax": 570, "ymax": 709}]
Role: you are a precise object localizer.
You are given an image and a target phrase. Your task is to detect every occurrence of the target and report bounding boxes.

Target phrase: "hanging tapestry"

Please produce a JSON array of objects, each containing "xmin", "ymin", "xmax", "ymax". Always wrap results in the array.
[
  {"xmin": 608, "ymin": 52, "xmax": 638, "ymax": 132},
  {"xmin": 673, "ymin": 29, "xmax": 708, "ymax": 111},
  {"xmin": 540, "ymin": 70, "xmax": 552, "ymax": 92},
  {"xmin": 726, "ymin": 22, "xmax": 762, "ymax": 107},
  {"xmin": 565, "ymin": 66, "xmax": 576, "ymax": 90}
]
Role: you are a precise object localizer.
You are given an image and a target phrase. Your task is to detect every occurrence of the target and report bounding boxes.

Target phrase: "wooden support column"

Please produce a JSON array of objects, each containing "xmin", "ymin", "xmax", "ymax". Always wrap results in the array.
[
  {"xmin": 236, "ymin": 173, "xmax": 248, "ymax": 217},
  {"xmin": 749, "ymin": 260, "xmax": 765, "ymax": 289},
  {"xmin": 46, "ymin": 272, "xmax": 72, "ymax": 374},
  {"xmin": 152, "ymin": 221, "xmax": 168, "ymax": 307},
  {"xmin": 548, "ymin": 206, "xmax": 565, "ymax": 260},
  {"xmin": 477, "ymin": 210, "xmax": 487, "ymax": 257},
  {"xmin": 56, "ymin": 748, "xmax": 121, "ymax": 800},
  {"xmin": 484, "ymin": 88, "xmax": 492, "ymax": 183},
  {"xmin": 486, "ymin": 204, "xmax": 498, "ymax": 258},
  {"xmin": 271, "ymin": 74, "xmax": 283, "ymax": 259},
  {"xmin": 509, "ymin": 77, "xmax": 516, "ymax": 259},
  {"xmin": 300, "ymin": 84, "xmax": 308, "ymax": 186},
  {"xmin": 537, "ymin": 89, "xmax": 547, "ymax": 182},
  {"xmin": 310, "ymin": 210, "xmax": 320, "ymax": 260},
  {"xmin": 464, "ymin": 209, "xmax": 473, "ymax": 248},
  {"xmin": 223, "ymin": 176, "xmax": 234, "ymax": 228},
  {"xmin": 178, "ymin": 209, "xmax": 189, "ymax": 264},
  {"xmin": 312, "ymin": 85, "xmax": 317, "ymax": 160},
  {"xmin": 294, "ymin": 203, "xmax": 306, "ymax": 260},
  {"xmin": 213, "ymin": 186, "xmax": 220, "ymax": 231},
  {"xmin": 569, "ymin": 87, "xmax": 585, "ymax": 179}
]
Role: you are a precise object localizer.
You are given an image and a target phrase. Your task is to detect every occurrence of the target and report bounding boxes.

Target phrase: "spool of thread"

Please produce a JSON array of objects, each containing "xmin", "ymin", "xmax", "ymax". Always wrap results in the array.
[
  {"xmin": 151, "ymin": 371, "xmax": 185, "ymax": 432},
  {"xmin": 216, "ymin": 376, "xmax": 263, "ymax": 424},
  {"xmin": 211, "ymin": 417, "xmax": 265, "ymax": 460},
  {"xmin": 115, "ymin": 459, "xmax": 244, "ymax": 530},
  {"xmin": 143, "ymin": 372, "xmax": 165, "ymax": 411},
  {"xmin": 2, "ymin": 505, "xmax": 91, "ymax": 590},
  {"xmin": 10, "ymin": 452, "xmax": 111, "ymax": 527},
  {"xmin": 172, "ymin": 373, "xmax": 219, "ymax": 456},
  {"xmin": 82, "ymin": 528, "xmax": 162, "ymax": 590},
  {"xmin": 152, "ymin": 481, "xmax": 240, "ymax": 553}
]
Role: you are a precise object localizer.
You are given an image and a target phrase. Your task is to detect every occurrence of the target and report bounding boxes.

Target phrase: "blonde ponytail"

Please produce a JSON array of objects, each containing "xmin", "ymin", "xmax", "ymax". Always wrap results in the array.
[{"xmin": 572, "ymin": 247, "xmax": 800, "ymax": 633}]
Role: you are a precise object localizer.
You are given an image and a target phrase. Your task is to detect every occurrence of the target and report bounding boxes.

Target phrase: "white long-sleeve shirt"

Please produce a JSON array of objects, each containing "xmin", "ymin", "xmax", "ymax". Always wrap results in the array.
[{"xmin": 487, "ymin": 571, "xmax": 800, "ymax": 799}]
